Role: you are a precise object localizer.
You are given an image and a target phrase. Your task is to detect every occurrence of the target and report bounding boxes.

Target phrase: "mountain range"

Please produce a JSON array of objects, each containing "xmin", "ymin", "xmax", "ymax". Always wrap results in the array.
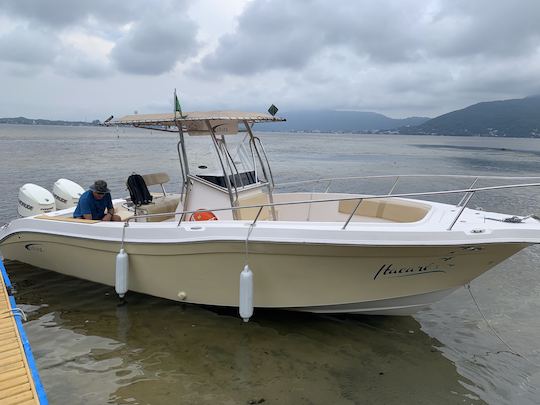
[
  {"xmin": 399, "ymin": 95, "xmax": 540, "ymax": 137},
  {"xmin": 257, "ymin": 110, "xmax": 429, "ymax": 132},
  {"xmin": 0, "ymin": 117, "xmax": 100, "ymax": 126},
  {"xmin": 262, "ymin": 95, "xmax": 540, "ymax": 137},
  {"xmin": 2, "ymin": 95, "xmax": 539, "ymax": 137}
]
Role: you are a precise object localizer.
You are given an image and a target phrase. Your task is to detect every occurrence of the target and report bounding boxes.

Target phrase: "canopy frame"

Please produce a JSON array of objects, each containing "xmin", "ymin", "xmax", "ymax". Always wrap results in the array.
[{"xmin": 109, "ymin": 109, "xmax": 283, "ymax": 220}]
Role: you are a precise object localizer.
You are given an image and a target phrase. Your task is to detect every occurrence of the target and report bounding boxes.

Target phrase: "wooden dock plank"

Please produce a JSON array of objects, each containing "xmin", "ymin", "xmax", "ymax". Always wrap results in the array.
[
  {"xmin": 0, "ymin": 344, "xmax": 20, "ymax": 356},
  {"xmin": 0, "ymin": 367, "xmax": 26, "ymax": 383},
  {"xmin": 0, "ymin": 381, "xmax": 31, "ymax": 400},
  {"xmin": 0, "ymin": 260, "xmax": 42, "ymax": 404},
  {"xmin": 1, "ymin": 354, "xmax": 25, "ymax": 368},
  {"xmin": 3, "ymin": 390, "xmax": 34, "ymax": 405},
  {"xmin": 0, "ymin": 338, "xmax": 20, "ymax": 351},
  {"xmin": 0, "ymin": 330, "xmax": 17, "ymax": 340},
  {"xmin": 0, "ymin": 361, "xmax": 25, "ymax": 374},
  {"xmin": 0, "ymin": 348, "xmax": 23, "ymax": 361},
  {"xmin": 0, "ymin": 374, "xmax": 29, "ymax": 391},
  {"xmin": 17, "ymin": 400, "xmax": 41, "ymax": 405}
]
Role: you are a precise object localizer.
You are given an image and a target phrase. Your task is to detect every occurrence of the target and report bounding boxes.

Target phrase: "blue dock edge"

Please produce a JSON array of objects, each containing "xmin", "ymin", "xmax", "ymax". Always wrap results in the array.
[{"xmin": 0, "ymin": 258, "xmax": 48, "ymax": 405}]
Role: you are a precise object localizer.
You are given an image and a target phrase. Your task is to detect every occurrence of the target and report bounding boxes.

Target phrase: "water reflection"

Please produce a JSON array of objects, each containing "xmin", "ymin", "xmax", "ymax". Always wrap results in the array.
[
  {"xmin": 8, "ymin": 260, "xmax": 480, "ymax": 404},
  {"xmin": 417, "ymin": 245, "xmax": 540, "ymax": 405}
]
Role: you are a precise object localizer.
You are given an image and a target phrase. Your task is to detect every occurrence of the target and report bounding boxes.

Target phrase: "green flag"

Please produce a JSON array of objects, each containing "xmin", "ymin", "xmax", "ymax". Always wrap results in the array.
[
  {"xmin": 175, "ymin": 95, "xmax": 182, "ymax": 114},
  {"xmin": 174, "ymin": 90, "xmax": 184, "ymax": 117}
]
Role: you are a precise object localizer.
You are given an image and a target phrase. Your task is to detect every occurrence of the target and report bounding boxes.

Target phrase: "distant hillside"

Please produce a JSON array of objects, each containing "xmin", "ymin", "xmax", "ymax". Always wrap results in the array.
[
  {"xmin": 0, "ymin": 116, "xmax": 100, "ymax": 126},
  {"xmin": 400, "ymin": 96, "xmax": 540, "ymax": 137},
  {"xmin": 257, "ymin": 110, "xmax": 429, "ymax": 132}
]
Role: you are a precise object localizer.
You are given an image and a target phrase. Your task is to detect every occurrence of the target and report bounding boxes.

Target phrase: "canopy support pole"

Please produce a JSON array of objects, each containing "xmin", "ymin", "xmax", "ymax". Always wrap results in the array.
[
  {"xmin": 244, "ymin": 120, "xmax": 276, "ymax": 220},
  {"xmin": 206, "ymin": 120, "xmax": 238, "ymax": 216}
]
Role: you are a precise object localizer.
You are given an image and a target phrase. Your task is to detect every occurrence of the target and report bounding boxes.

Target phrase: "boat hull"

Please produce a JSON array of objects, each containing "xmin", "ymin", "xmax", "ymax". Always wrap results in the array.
[
  {"xmin": 291, "ymin": 287, "xmax": 459, "ymax": 315},
  {"xmin": 0, "ymin": 232, "xmax": 527, "ymax": 315}
]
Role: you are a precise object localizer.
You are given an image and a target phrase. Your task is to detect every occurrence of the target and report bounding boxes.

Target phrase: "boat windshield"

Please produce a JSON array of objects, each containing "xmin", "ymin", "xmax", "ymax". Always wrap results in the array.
[
  {"xmin": 230, "ymin": 133, "xmax": 257, "ymax": 175},
  {"xmin": 184, "ymin": 132, "xmax": 259, "ymax": 189}
]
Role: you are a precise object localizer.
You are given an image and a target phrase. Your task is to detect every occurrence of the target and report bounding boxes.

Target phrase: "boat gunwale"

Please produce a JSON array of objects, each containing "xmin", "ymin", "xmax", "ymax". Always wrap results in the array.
[
  {"xmin": 109, "ymin": 181, "xmax": 540, "ymax": 226},
  {"xmin": 1, "ymin": 227, "xmax": 538, "ymax": 249}
]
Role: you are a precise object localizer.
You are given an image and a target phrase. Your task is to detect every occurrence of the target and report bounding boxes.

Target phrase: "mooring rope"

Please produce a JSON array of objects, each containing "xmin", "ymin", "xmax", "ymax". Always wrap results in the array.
[
  {"xmin": 466, "ymin": 284, "xmax": 539, "ymax": 368},
  {"xmin": 120, "ymin": 222, "xmax": 128, "ymax": 251},
  {"xmin": 0, "ymin": 307, "xmax": 27, "ymax": 321},
  {"xmin": 244, "ymin": 222, "xmax": 256, "ymax": 266},
  {"xmin": 485, "ymin": 214, "xmax": 540, "ymax": 223}
]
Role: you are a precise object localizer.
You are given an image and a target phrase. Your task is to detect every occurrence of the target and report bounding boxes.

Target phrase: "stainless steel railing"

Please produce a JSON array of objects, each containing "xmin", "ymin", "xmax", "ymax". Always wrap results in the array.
[
  {"xmin": 274, "ymin": 174, "xmax": 540, "ymax": 196},
  {"xmin": 121, "ymin": 181, "xmax": 540, "ymax": 233}
]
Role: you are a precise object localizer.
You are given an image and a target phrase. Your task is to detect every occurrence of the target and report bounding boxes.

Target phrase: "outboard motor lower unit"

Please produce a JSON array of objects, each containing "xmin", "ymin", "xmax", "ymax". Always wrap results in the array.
[
  {"xmin": 18, "ymin": 184, "xmax": 55, "ymax": 217},
  {"xmin": 53, "ymin": 178, "xmax": 84, "ymax": 210}
]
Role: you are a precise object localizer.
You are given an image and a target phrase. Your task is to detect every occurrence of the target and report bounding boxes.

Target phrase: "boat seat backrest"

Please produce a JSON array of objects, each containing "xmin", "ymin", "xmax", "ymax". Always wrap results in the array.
[
  {"xmin": 338, "ymin": 198, "xmax": 429, "ymax": 223},
  {"xmin": 141, "ymin": 172, "xmax": 170, "ymax": 197},
  {"xmin": 142, "ymin": 172, "xmax": 170, "ymax": 187},
  {"xmin": 236, "ymin": 191, "xmax": 273, "ymax": 221},
  {"xmin": 126, "ymin": 172, "xmax": 177, "ymax": 221}
]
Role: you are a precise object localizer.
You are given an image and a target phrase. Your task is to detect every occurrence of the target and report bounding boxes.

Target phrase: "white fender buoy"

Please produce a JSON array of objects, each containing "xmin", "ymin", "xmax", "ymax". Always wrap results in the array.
[
  {"xmin": 239, "ymin": 264, "xmax": 254, "ymax": 322},
  {"xmin": 115, "ymin": 249, "xmax": 129, "ymax": 298}
]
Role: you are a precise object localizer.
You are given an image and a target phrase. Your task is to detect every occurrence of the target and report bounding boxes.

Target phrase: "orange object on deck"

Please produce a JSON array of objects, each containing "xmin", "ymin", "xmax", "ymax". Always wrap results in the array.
[{"xmin": 189, "ymin": 209, "xmax": 218, "ymax": 221}]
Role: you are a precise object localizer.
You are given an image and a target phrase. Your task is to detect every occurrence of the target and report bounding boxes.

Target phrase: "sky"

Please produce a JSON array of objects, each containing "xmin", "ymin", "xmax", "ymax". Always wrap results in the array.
[{"xmin": 1, "ymin": 0, "xmax": 540, "ymax": 121}]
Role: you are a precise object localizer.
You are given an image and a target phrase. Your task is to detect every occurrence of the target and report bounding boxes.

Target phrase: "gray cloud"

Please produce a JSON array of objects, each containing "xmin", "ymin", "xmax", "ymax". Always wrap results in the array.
[
  {"xmin": 0, "ymin": 0, "xmax": 199, "ymax": 77},
  {"xmin": 54, "ymin": 50, "xmax": 111, "ymax": 79},
  {"xmin": 190, "ymin": 0, "xmax": 540, "ymax": 118},
  {"xmin": 110, "ymin": 14, "xmax": 199, "ymax": 75},
  {"xmin": 1, "ymin": 0, "xmax": 540, "ymax": 120},
  {"xmin": 200, "ymin": 0, "xmax": 427, "ymax": 74},
  {"xmin": 201, "ymin": 0, "xmax": 540, "ymax": 75},
  {"xmin": 431, "ymin": 1, "xmax": 540, "ymax": 58},
  {"xmin": 1, "ymin": 0, "xmax": 146, "ymax": 28},
  {"xmin": 0, "ymin": 26, "xmax": 59, "ymax": 65},
  {"xmin": 0, "ymin": 25, "xmax": 113, "ymax": 79}
]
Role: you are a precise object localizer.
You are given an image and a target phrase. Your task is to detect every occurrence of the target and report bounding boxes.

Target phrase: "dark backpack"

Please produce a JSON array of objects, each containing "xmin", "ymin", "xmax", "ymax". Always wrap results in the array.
[{"xmin": 127, "ymin": 174, "xmax": 153, "ymax": 206}]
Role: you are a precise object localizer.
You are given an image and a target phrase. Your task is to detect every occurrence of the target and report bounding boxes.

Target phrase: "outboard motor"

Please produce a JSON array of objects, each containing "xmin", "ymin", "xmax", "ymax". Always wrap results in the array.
[
  {"xmin": 53, "ymin": 178, "xmax": 84, "ymax": 210},
  {"xmin": 18, "ymin": 184, "xmax": 55, "ymax": 217}
]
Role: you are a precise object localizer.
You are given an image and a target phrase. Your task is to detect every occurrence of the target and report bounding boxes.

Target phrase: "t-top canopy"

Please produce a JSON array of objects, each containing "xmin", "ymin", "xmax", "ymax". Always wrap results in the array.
[{"xmin": 111, "ymin": 111, "xmax": 285, "ymax": 135}]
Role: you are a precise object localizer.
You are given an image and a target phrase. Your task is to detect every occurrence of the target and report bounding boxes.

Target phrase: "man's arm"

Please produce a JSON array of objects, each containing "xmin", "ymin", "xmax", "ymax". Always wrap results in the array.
[
  {"xmin": 107, "ymin": 194, "xmax": 115, "ymax": 215},
  {"xmin": 78, "ymin": 194, "xmax": 93, "ymax": 220},
  {"xmin": 102, "ymin": 195, "xmax": 114, "ymax": 220}
]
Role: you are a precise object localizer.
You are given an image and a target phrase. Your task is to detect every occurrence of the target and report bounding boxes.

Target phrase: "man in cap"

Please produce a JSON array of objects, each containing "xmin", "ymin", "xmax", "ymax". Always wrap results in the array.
[{"xmin": 73, "ymin": 180, "xmax": 121, "ymax": 221}]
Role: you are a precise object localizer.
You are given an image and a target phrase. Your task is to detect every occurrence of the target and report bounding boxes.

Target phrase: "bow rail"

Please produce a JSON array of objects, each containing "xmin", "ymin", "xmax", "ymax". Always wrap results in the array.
[
  {"xmin": 121, "ymin": 181, "xmax": 540, "ymax": 233},
  {"xmin": 275, "ymin": 174, "xmax": 540, "ymax": 195}
]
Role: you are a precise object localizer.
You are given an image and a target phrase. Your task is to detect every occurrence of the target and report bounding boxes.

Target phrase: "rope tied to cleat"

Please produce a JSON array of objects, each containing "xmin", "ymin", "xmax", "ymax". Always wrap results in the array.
[
  {"xmin": 0, "ymin": 307, "xmax": 28, "ymax": 321},
  {"xmin": 485, "ymin": 214, "xmax": 540, "ymax": 223}
]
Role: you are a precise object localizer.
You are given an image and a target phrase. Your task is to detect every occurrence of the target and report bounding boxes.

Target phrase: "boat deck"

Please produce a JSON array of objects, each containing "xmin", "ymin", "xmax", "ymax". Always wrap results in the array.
[{"xmin": 0, "ymin": 258, "xmax": 47, "ymax": 405}]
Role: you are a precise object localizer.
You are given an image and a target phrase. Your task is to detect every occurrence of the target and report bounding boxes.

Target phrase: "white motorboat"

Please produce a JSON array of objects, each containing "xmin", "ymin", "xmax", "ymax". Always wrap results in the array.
[{"xmin": 1, "ymin": 107, "xmax": 540, "ymax": 319}]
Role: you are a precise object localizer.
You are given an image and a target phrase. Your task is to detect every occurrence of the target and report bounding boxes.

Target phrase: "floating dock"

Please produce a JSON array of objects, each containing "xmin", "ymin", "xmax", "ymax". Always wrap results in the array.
[{"xmin": 0, "ymin": 258, "xmax": 47, "ymax": 405}]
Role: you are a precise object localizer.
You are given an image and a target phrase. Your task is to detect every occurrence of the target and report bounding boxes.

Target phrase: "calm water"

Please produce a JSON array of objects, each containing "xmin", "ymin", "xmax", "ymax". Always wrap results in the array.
[{"xmin": 1, "ymin": 124, "xmax": 540, "ymax": 404}]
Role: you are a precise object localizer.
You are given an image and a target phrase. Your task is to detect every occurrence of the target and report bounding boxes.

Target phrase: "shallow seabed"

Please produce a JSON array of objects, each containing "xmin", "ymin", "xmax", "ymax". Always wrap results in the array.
[
  {"xmin": 9, "ymin": 260, "xmax": 477, "ymax": 405},
  {"xmin": 1, "ymin": 124, "xmax": 540, "ymax": 404}
]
